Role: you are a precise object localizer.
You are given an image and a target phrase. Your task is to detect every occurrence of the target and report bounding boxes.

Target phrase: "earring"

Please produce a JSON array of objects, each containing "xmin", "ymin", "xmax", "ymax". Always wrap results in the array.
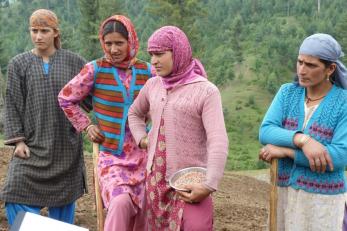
[{"xmin": 326, "ymin": 75, "xmax": 330, "ymax": 81}]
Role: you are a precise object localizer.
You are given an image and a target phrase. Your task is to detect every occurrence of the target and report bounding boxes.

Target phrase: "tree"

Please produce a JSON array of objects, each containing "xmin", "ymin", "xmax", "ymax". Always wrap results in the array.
[
  {"xmin": 0, "ymin": 0, "xmax": 9, "ymax": 8},
  {"xmin": 335, "ymin": 13, "xmax": 347, "ymax": 64},
  {"xmin": 230, "ymin": 15, "xmax": 244, "ymax": 63},
  {"xmin": 146, "ymin": 0, "xmax": 207, "ymax": 56},
  {"xmin": 0, "ymin": 38, "xmax": 7, "ymax": 74},
  {"xmin": 98, "ymin": 0, "xmax": 125, "ymax": 20},
  {"xmin": 77, "ymin": 0, "xmax": 100, "ymax": 60}
]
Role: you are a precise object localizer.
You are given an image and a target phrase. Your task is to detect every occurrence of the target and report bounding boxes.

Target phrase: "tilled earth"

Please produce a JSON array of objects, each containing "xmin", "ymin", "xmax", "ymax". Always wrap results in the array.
[{"xmin": 0, "ymin": 147, "xmax": 269, "ymax": 231}]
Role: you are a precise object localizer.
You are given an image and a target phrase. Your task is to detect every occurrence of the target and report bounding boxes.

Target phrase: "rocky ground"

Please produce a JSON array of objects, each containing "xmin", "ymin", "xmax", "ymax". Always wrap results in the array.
[{"xmin": 0, "ymin": 147, "xmax": 270, "ymax": 231}]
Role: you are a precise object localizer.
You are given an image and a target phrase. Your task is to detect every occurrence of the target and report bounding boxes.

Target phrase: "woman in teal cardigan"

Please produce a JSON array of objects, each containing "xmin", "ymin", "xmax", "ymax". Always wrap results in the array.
[{"xmin": 259, "ymin": 33, "xmax": 347, "ymax": 231}]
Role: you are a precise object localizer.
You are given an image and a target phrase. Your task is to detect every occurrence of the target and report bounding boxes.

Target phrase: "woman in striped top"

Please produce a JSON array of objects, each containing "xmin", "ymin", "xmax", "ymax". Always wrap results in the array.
[{"xmin": 58, "ymin": 15, "xmax": 152, "ymax": 230}]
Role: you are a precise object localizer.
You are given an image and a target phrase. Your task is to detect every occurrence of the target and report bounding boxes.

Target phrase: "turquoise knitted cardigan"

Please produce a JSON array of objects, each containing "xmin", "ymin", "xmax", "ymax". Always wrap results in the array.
[{"xmin": 259, "ymin": 83, "xmax": 347, "ymax": 195}]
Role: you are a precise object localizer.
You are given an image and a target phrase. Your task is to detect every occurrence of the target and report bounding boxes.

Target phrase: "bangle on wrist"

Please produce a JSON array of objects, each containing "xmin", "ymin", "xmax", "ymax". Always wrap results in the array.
[
  {"xmin": 140, "ymin": 136, "xmax": 148, "ymax": 148},
  {"xmin": 298, "ymin": 134, "xmax": 310, "ymax": 148},
  {"xmin": 85, "ymin": 124, "xmax": 94, "ymax": 132}
]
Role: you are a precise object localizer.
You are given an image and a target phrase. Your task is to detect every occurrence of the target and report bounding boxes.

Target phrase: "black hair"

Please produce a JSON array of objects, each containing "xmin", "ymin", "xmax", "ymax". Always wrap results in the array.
[
  {"xmin": 319, "ymin": 58, "xmax": 337, "ymax": 83},
  {"xmin": 102, "ymin": 20, "xmax": 128, "ymax": 40}
]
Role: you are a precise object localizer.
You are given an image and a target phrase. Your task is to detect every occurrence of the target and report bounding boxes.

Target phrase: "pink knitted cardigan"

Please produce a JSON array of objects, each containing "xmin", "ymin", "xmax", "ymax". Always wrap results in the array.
[{"xmin": 128, "ymin": 76, "xmax": 229, "ymax": 190}]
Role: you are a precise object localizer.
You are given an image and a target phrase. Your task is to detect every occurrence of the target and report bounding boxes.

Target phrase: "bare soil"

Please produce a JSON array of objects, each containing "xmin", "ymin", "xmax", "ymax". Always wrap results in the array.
[{"xmin": 0, "ymin": 147, "xmax": 269, "ymax": 231}]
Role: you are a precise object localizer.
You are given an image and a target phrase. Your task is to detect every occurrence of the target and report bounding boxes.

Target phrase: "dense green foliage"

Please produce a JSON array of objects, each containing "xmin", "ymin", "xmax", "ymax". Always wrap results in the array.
[{"xmin": 1, "ymin": 0, "xmax": 347, "ymax": 170}]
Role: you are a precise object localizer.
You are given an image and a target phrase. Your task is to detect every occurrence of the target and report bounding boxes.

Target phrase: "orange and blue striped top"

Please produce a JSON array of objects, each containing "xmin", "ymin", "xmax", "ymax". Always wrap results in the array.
[{"xmin": 92, "ymin": 59, "xmax": 151, "ymax": 155}]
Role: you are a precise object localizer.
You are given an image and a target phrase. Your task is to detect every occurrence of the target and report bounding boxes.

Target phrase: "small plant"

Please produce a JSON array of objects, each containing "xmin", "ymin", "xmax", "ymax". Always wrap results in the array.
[{"xmin": 248, "ymin": 95, "xmax": 255, "ymax": 106}]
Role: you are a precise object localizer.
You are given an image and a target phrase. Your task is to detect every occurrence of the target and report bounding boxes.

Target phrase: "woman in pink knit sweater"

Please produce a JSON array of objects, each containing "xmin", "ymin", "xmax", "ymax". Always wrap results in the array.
[{"xmin": 128, "ymin": 26, "xmax": 229, "ymax": 231}]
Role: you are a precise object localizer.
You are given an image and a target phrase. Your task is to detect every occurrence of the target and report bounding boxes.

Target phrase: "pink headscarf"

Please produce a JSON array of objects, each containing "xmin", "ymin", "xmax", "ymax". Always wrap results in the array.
[
  {"xmin": 99, "ymin": 15, "xmax": 139, "ymax": 69},
  {"xmin": 147, "ymin": 26, "xmax": 207, "ymax": 89}
]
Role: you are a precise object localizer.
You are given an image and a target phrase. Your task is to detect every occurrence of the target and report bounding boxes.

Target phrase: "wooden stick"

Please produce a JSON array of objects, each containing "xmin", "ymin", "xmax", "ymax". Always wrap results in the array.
[
  {"xmin": 269, "ymin": 158, "xmax": 278, "ymax": 231},
  {"xmin": 93, "ymin": 142, "xmax": 104, "ymax": 231}
]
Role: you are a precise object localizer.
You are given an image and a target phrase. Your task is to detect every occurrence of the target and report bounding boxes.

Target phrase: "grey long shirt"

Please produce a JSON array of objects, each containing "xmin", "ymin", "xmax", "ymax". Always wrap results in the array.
[{"xmin": 1, "ymin": 49, "xmax": 87, "ymax": 206}]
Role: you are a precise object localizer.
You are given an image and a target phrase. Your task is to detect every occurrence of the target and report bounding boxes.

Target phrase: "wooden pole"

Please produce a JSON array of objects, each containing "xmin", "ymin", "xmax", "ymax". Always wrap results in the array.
[
  {"xmin": 269, "ymin": 158, "xmax": 278, "ymax": 231},
  {"xmin": 93, "ymin": 142, "xmax": 104, "ymax": 231}
]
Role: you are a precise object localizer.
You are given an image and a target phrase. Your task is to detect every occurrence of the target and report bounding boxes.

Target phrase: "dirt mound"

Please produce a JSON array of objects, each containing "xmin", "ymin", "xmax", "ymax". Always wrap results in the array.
[{"xmin": 0, "ymin": 147, "xmax": 269, "ymax": 230}]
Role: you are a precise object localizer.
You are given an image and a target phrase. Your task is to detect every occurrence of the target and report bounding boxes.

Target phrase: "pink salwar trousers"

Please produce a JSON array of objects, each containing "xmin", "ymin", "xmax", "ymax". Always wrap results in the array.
[{"xmin": 104, "ymin": 193, "xmax": 146, "ymax": 231}]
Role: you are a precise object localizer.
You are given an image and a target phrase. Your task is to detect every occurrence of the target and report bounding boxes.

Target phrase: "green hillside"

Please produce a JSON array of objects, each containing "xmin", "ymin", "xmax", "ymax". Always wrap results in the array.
[{"xmin": 221, "ymin": 58, "xmax": 274, "ymax": 170}]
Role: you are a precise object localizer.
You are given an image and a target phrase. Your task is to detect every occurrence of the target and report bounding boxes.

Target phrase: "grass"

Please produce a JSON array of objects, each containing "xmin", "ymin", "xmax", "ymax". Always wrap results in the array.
[{"xmin": 220, "ymin": 57, "xmax": 274, "ymax": 170}]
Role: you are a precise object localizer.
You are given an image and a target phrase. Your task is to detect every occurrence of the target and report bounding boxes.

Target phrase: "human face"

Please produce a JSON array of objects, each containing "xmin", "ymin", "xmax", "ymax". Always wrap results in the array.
[
  {"xmin": 104, "ymin": 32, "xmax": 128, "ymax": 64},
  {"xmin": 296, "ymin": 54, "xmax": 335, "ymax": 88},
  {"xmin": 150, "ymin": 51, "xmax": 173, "ymax": 77},
  {"xmin": 30, "ymin": 27, "xmax": 57, "ymax": 52}
]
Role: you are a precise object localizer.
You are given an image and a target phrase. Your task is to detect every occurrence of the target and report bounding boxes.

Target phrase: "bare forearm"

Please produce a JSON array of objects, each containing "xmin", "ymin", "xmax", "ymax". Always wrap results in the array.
[{"xmin": 283, "ymin": 147, "xmax": 295, "ymax": 159}]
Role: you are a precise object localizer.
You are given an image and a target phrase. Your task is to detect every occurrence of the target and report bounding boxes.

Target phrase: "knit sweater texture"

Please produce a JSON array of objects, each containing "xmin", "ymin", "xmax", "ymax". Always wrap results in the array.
[
  {"xmin": 91, "ymin": 59, "xmax": 150, "ymax": 155},
  {"xmin": 259, "ymin": 83, "xmax": 347, "ymax": 195},
  {"xmin": 128, "ymin": 76, "xmax": 229, "ymax": 190}
]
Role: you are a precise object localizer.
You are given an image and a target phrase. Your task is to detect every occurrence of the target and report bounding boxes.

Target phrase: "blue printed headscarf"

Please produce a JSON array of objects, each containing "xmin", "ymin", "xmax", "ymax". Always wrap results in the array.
[{"xmin": 299, "ymin": 33, "xmax": 347, "ymax": 89}]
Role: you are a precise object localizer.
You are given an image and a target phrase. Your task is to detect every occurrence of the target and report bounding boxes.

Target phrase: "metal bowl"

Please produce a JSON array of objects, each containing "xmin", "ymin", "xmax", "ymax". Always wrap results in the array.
[{"xmin": 169, "ymin": 167, "xmax": 207, "ymax": 192}]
